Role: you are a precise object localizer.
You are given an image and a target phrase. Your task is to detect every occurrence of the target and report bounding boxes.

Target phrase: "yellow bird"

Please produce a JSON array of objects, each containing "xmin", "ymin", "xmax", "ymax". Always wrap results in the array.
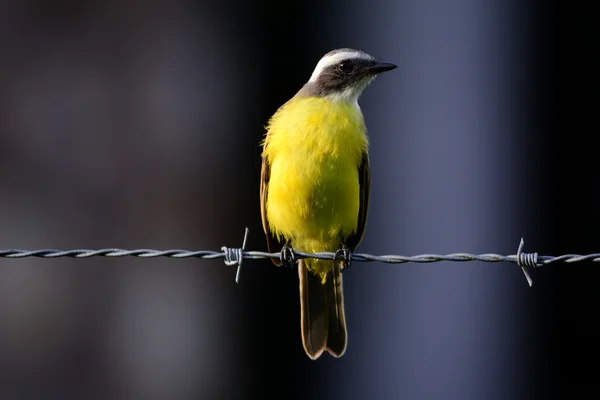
[{"xmin": 260, "ymin": 48, "xmax": 396, "ymax": 359}]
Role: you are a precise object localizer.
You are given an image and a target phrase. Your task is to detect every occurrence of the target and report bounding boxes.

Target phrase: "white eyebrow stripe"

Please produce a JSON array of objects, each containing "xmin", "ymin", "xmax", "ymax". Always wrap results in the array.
[{"xmin": 308, "ymin": 51, "xmax": 371, "ymax": 82}]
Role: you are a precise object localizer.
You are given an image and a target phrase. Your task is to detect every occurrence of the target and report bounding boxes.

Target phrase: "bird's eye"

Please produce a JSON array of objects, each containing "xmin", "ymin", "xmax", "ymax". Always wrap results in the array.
[{"xmin": 338, "ymin": 61, "xmax": 354, "ymax": 73}]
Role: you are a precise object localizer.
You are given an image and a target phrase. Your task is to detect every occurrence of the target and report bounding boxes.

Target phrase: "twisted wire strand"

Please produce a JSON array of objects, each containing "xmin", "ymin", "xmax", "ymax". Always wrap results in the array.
[
  {"xmin": 3, "ymin": 248, "xmax": 600, "ymax": 264},
  {"xmin": 3, "ymin": 249, "xmax": 599, "ymax": 263},
  {"xmin": 3, "ymin": 250, "xmax": 600, "ymax": 263},
  {"xmin": 2, "ymin": 232, "xmax": 598, "ymax": 287}
]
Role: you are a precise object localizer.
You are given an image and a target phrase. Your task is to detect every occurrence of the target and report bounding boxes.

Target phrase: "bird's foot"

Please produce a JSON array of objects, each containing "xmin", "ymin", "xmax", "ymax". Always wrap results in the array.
[
  {"xmin": 280, "ymin": 243, "xmax": 296, "ymax": 268},
  {"xmin": 335, "ymin": 244, "xmax": 352, "ymax": 272}
]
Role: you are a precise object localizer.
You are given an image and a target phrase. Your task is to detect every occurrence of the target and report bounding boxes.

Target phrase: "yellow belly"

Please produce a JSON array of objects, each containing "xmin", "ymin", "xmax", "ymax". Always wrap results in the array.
[{"xmin": 263, "ymin": 97, "xmax": 368, "ymax": 279}]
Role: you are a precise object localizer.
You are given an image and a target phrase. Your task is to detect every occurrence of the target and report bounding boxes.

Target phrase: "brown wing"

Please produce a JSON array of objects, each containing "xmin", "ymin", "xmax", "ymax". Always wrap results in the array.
[
  {"xmin": 260, "ymin": 155, "xmax": 285, "ymax": 265},
  {"xmin": 344, "ymin": 152, "xmax": 370, "ymax": 252}
]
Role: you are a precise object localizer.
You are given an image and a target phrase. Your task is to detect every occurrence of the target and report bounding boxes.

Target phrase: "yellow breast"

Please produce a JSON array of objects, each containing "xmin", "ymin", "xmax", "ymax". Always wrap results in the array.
[{"xmin": 263, "ymin": 96, "xmax": 368, "ymax": 255}]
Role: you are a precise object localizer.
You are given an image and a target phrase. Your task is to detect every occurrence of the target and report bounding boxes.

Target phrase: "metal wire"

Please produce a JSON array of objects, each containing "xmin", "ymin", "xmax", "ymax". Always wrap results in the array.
[
  {"xmin": 2, "ymin": 229, "xmax": 599, "ymax": 287},
  {"xmin": 3, "ymin": 247, "xmax": 599, "ymax": 264}
]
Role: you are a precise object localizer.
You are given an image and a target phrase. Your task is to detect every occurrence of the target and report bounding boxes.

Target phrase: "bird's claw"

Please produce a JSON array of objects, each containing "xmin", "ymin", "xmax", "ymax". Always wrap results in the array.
[
  {"xmin": 335, "ymin": 244, "xmax": 352, "ymax": 271},
  {"xmin": 280, "ymin": 244, "xmax": 296, "ymax": 268}
]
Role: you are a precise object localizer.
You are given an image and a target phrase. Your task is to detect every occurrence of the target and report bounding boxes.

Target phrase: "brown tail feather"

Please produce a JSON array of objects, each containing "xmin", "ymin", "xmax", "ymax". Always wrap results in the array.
[
  {"xmin": 299, "ymin": 260, "xmax": 347, "ymax": 359},
  {"xmin": 325, "ymin": 262, "xmax": 347, "ymax": 357},
  {"xmin": 299, "ymin": 260, "xmax": 327, "ymax": 359}
]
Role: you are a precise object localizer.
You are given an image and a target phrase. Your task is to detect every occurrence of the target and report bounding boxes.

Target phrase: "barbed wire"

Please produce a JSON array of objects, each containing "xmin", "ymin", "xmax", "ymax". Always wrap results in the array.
[{"xmin": 1, "ymin": 229, "xmax": 599, "ymax": 287}]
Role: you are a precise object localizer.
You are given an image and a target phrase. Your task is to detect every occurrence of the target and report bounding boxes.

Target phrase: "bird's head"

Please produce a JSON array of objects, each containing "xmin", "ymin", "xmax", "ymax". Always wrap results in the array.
[{"xmin": 303, "ymin": 48, "xmax": 397, "ymax": 104}]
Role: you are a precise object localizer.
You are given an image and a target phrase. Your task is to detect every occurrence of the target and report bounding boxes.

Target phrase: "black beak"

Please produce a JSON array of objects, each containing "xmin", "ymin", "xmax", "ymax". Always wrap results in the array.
[{"xmin": 366, "ymin": 61, "xmax": 397, "ymax": 74}]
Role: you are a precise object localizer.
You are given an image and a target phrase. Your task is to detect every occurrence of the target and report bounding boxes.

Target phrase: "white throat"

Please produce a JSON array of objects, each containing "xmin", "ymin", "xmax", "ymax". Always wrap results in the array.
[{"xmin": 322, "ymin": 76, "xmax": 375, "ymax": 105}]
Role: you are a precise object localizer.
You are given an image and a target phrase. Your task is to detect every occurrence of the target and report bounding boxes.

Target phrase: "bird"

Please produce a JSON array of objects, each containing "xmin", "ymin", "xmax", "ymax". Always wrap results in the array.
[{"xmin": 260, "ymin": 48, "xmax": 396, "ymax": 359}]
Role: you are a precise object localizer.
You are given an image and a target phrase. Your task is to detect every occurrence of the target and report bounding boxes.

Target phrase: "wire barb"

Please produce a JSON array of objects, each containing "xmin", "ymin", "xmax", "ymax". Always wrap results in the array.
[
  {"xmin": 221, "ymin": 228, "xmax": 249, "ymax": 283},
  {"xmin": 516, "ymin": 238, "xmax": 537, "ymax": 287}
]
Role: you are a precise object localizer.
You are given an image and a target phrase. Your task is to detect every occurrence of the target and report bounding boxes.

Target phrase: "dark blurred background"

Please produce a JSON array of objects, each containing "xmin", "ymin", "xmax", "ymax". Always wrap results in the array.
[{"xmin": 0, "ymin": 0, "xmax": 597, "ymax": 399}]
